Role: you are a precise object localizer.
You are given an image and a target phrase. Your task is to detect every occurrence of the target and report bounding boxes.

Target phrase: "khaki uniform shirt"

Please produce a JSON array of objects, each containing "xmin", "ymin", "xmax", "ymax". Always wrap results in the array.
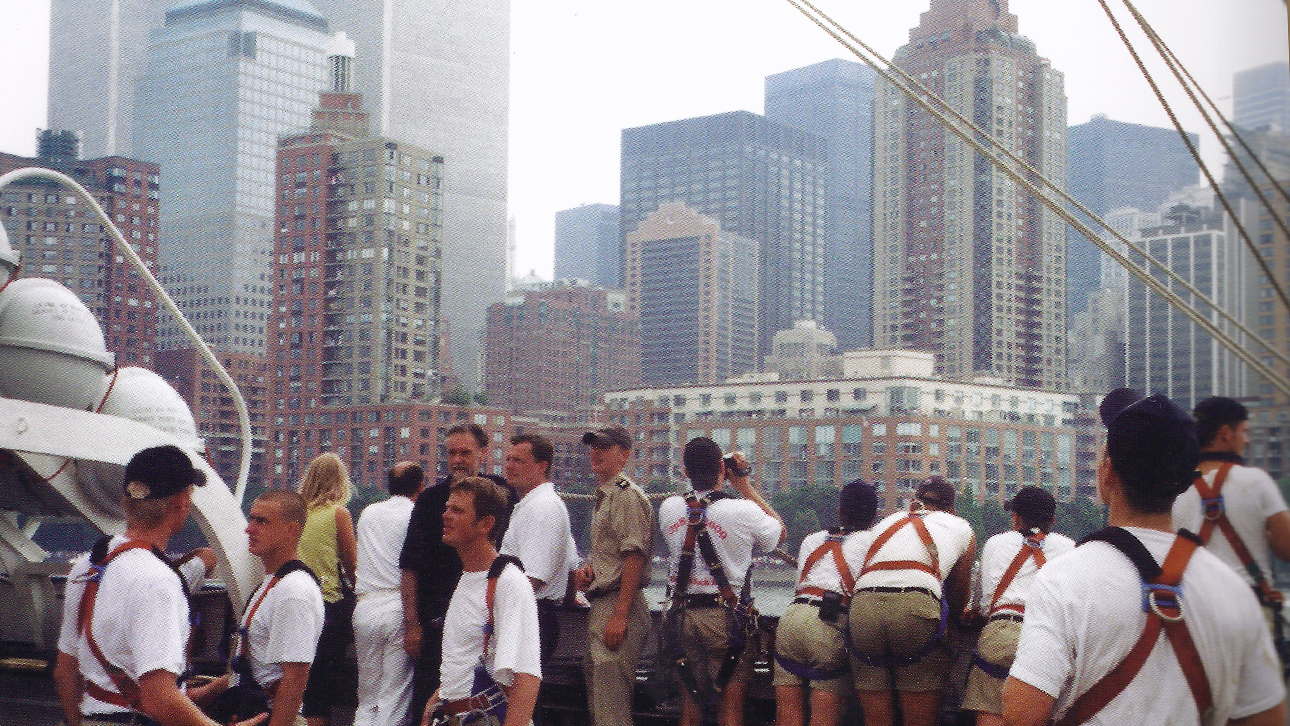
[{"xmin": 587, "ymin": 473, "xmax": 653, "ymax": 595}]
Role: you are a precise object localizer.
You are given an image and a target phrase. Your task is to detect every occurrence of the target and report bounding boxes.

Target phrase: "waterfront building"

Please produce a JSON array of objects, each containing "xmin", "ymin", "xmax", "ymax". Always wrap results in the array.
[
  {"xmin": 0, "ymin": 132, "xmax": 159, "ymax": 367},
  {"xmin": 138, "ymin": 0, "xmax": 331, "ymax": 356},
  {"xmin": 872, "ymin": 0, "xmax": 1068, "ymax": 390},
  {"xmin": 1234, "ymin": 62, "xmax": 1290, "ymax": 133},
  {"xmin": 1066, "ymin": 115, "xmax": 1199, "ymax": 318},
  {"xmin": 483, "ymin": 278, "xmax": 641, "ymax": 415},
  {"xmin": 601, "ymin": 349, "xmax": 1083, "ymax": 511},
  {"xmin": 765, "ymin": 59, "xmax": 877, "ymax": 349},
  {"xmin": 554, "ymin": 204, "xmax": 621, "ymax": 288},
  {"xmin": 620, "ymin": 111, "xmax": 827, "ymax": 356},
  {"xmin": 763, "ymin": 320, "xmax": 843, "ymax": 381},
  {"xmin": 625, "ymin": 203, "xmax": 759, "ymax": 387}
]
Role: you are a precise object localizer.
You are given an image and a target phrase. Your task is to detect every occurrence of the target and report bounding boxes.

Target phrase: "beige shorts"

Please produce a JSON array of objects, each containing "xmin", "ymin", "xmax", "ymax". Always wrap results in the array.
[
  {"xmin": 961, "ymin": 617, "xmax": 1021, "ymax": 715},
  {"xmin": 847, "ymin": 589, "xmax": 950, "ymax": 693},
  {"xmin": 772, "ymin": 601, "xmax": 850, "ymax": 694},
  {"xmin": 676, "ymin": 605, "xmax": 756, "ymax": 688}
]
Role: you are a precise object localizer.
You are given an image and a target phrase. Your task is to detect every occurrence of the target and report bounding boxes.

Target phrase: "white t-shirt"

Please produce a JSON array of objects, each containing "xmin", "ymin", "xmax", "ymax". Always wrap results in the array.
[
  {"xmin": 795, "ymin": 529, "xmax": 871, "ymax": 594},
  {"xmin": 1173, "ymin": 464, "xmax": 1289, "ymax": 588},
  {"xmin": 1011, "ymin": 527, "xmax": 1285, "ymax": 724},
  {"xmin": 974, "ymin": 530, "xmax": 1075, "ymax": 614},
  {"xmin": 355, "ymin": 495, "xmax": 416, "ymax": 595},
  {"xmin": 500, "ymin": 482, "xmax": 576, "ymax": 602},
  {"xmin": 659, "ymin": 493, "xmax": 783, "ymax": 595},
  {"xmin": 243, "ymin": 568, "xmax": 325, "ymax": 689},
  {"xmin": 854, "ymin": 509, "xmax": 974, "ymax": 596},
  {"xmin": 439, "ymin": 562, "xmax": 542, "ymax": 700},
  {"xmin": 56, "ymin": 536, "xmax": 197, "ymax": 715}
]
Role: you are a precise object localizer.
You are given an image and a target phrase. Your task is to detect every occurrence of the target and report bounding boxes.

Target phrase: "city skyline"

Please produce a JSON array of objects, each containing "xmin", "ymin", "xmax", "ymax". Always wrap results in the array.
[{"xmin": 2, "ymin": 0, "xmax": 1285, "ymax": 281}]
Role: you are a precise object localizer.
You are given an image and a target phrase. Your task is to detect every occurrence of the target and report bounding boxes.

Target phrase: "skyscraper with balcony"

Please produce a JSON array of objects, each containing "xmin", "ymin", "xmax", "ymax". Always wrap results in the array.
[
  {"xmin": 765, "ymin": 59, "xmax": 877, "ymax": 349},
  {"xmin": 554, "ymin": 203, "xmax": 621, "ymax": 288},
  {"xmin": 620, "ymin": 111, "xmax": 826, "ymax": 357},
  {"xmin": 136, "ymin": 0, "xmax": 331, "ymax": 355},
  {"xmin": 873, "ymin": 0, "xmax": 1068, "ymax": 390}
]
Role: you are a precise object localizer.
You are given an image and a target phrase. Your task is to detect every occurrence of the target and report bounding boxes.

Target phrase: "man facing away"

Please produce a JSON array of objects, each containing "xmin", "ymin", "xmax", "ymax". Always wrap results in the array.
[
  {"xmin": 961, "ymin": 486, "xmax": 1074, "ymax": 726},
  {"xmin": 573, "ymin": 426, "xmax": 653, "ymax": 726},
  {"xmin": 422, "ymin": 476, "xmax": 541, "ymax": 726},
  {"xmin": 658, "ymin": 437, "xmax": 785, "ymax": 726},
  {"xmin": 53, "ymin": 444, "xmax": 244, "ymax": 726},
  {"xmin": 1003, "ymin": 395, "xmax": 1286, "ymax": 725},
  {"xmin": 1172, "ymin": 397, "xmax": 1290, "ymax": 622},
  {"xmin": 237, "ymin": 490, "xmax": 326, "ymax": 726},
  {"xmin": 353, "ymin": 462, "xmax": 426, "ymax": 726},
  {"xmin": 400, "ymin": 423, "xmax": 514, "ymax": 725},
  {"xmin": 846, "ymin": 476, "xmax": 976, "ymax": 726}
]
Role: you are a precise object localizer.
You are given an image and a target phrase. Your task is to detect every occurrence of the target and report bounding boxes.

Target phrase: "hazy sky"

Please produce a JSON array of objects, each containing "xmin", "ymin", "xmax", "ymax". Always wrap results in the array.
[{"xmin": 2, "ymin": 0, "xmax": 1287, "ymax": 278}]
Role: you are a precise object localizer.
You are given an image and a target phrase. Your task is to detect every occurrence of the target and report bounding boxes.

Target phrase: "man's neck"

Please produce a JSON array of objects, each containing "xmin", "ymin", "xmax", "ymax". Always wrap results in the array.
[
  {"xmin": 512, "ymin": 480, "xmax": 544, "ymax": 499},
  {"xmin": 1197, "ymin": 445, "xmax": 1240, "ymax": 473},
  {"xmin": 123, "ymin": 524, "xmax": 171, "ymax": 551},
  {"xmin": 1107, "ymin": 500, "xmax": 1174, "ymax": 533},
  {"xmin": 456, "ymin": 540, "xmax": 498, "ymax": 572},
  {"xmin": 260, "ymin": 547, "xmax": 299, "ymax": 576},
  {"xmin": 596, "ymin": 469, "xmax": 623, "ymax": 486}
]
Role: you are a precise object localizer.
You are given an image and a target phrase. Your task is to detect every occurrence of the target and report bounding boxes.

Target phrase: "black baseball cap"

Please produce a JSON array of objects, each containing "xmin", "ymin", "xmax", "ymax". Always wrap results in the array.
[
  {"xmin": 1099, "ymin": 388, "xmax": 1143, "ymax": 428},
  {"xmin": 1006, "ymin": 486, "xmax": 1056, "ymax": 524},
  {"xmin": 1106, "ymin": 394, "xmax": 1198, "ymax": 495},
  {"xmin": 123, "ymin": 444, "xmax": 206, "ymax": 500},
  {"xmin": 582, "ymin": 426, "xmax": 632, "ymax": 450}
]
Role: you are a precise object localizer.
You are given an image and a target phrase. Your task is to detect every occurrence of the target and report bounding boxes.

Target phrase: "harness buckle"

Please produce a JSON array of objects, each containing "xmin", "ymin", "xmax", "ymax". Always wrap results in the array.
[
  {"xmin": 1142, "ymin": 583, "xmax": 1185, "ymax": 623},
  {"xmin": 686, "ymin": 507, "xmax": 706, "ymax": 526},
  {"xmin": 1201, "ymin": 496, "xmax": 1224, "ymax": 522}
]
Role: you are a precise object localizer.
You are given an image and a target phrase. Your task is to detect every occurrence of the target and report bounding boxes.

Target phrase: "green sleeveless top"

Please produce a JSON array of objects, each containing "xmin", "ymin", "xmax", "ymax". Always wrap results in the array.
[{"xmin": 299, "ymin": 502, "xmax": 342, "ymax": 603}]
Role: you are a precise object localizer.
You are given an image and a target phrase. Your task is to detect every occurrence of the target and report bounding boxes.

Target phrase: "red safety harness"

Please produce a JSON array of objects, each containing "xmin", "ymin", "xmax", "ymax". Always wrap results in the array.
[
  {"xmin": 443, "ymin": 555, "xmax": 522, "ymax": 718},
  {"xmin": 1057, "ymin": 529, "xmax": 1212, "ymax": 726},
  {"xmin": 986, "ymin": 531, "xmax": 1047, "ymax": 617},
  {"xmin": 1193, "ymin": 463, "xmax": 1285, "ymax": 607},
  {"xmin": 796, "ymin": 531, "xmax": 855, "ymax": 602},
  {"xmin": 77, "ymin": 541, "xmax": 166, "ymax": 710},
  {"xmin": 859, "ymin": 511, "xmax": 940, "ymax": 579}
]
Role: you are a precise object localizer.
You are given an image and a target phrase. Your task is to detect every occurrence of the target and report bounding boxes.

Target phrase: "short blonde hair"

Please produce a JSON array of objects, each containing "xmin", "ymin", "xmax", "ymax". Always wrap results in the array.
[{"xmin": 298, "ymin": 452, "xmax": 352, "ymax": 509}]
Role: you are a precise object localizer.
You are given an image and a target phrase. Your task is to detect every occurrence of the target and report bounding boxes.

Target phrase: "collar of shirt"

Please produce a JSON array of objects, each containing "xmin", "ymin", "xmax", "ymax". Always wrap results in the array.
[{"xmin": 516, "ymin": 480, "xmax": 555, "ymax": 504}]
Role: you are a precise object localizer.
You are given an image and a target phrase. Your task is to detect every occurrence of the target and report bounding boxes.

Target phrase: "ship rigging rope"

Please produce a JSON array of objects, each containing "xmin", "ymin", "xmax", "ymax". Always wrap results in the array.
[
  {"xmin": 778, "ymin": 0, "xmax": 1290, "ymax": 395},
  {"xmin": 1096, "ymin": 0, "xmax": 1290, "ymax": 315}
]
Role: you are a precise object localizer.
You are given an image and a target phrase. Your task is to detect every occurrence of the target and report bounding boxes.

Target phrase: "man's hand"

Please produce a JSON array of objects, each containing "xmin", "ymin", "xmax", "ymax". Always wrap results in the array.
[
  {"xmin": 404, "ymin": 618, "xmax": 423, "ymax": 658},
  {"xmin": 234, "ymin": 714, "xmax": 269, "ymax": 726},
  {"xmin": 185, "ymin": 673, "xmax": 230, "ymax": 708},
  {"xmin": 725, "ymin": 452, "xmax": 753, "ymax": 497},
  {"xmin": 573, "ymin": 563, "xmax": 594, "ymax": 592},
  {"xmin": 602, "ymin": 611, "xmax": 627, "ymax": 650},
  {"xmin": 420, "ymin": 691, "xmax": 442, "ymax": 726},
  {"xmin": 192, "ymin": 547, "xmax": 217, "ymax": 576}
]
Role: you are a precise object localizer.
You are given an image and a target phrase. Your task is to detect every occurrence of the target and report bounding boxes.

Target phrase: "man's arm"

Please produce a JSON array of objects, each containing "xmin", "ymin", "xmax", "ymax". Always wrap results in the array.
[
  {"xmin": 401, "ymin": 569, "xmax": 422, "ymax": 657},
  {"xmin": 945, "ymin": 534, "xmax": 977, "ymax": 618},
  {"xmin": 267, "ymin": 663, "xmax": 310, "ymax": 726},
  {"xmin": 1001, "ymin": 676, "xmax": 1056, "ymax": 726},
  {"xmin": 603, "ymin": 552, "xmax": 646, "ymax": 650},
  {"xmin": 1266, "ymin": 511, "xmax": 1290, "ymax": 561},
  {"xmin": 1231, "ymin": 702, "xmax": 1288, "ymax": 726},
  {"xmin": 53, "ymin": 651, "xmax": 82, "ymax": 726},
  {"xmin": 725, "ymin": 454, "xmax": 786, "ymax": 545},
  {"xmin": 501, "ymin": 673, "xmax": 541, "ymax": 726},
  {"xmin": 137, "ymin": 669, "xmax": 268, "ymax": 726}
]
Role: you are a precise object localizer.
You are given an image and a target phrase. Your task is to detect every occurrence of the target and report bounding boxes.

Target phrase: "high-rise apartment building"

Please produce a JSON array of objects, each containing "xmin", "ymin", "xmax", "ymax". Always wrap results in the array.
[
  {"xmin": 138, "ymin": 0, "xmax": 331, "ymax": 355},
  {"xmin": 553, "ymin": 204, "xmax": 621, "ymax": 288},
  {"xmin": 873, "ymin": 0, "xmax": 1068, "ymax": 390},
  {"xmin": 0, "ymin": 132, "xmax": 160, "ymax": 367},
  {"xmin": 1234, "ymin": 62, "xmax": 1290, "ymax": 133},
  {"xmin": 625, "ymin": 203, "xmax": 758, "ymax": 386},
  {"xmin": 483, "ymin": 279, "xmax": 641, "ymax": 414},
  {"xmin": 1246, "ymin": 179, "xmax": 1290, "ymax": 481},
  {"xmin": 620, "ymin": 111, "xmax": 826, "ymax": 356},
  {"xmin": 310, "ymin": 0, "xmax": 510, "ymax": 388},
  {"xmin": 1122, "ymin": 202, "xmax": 1247, "ymax": 412},
  {"xmin": 1066, "ymin": 115, "xmax": 1199, "ymax": 317},
  {"xmin": 765, "ymin": 59, "xmax": 877, "ymax": 349}
]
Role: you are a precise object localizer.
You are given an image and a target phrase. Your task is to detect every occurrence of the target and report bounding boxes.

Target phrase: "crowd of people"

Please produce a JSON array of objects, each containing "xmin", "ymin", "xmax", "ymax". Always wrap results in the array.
[{"xmin": 52, "ymin": 392, "xmax": 1290, "ymax": 726}]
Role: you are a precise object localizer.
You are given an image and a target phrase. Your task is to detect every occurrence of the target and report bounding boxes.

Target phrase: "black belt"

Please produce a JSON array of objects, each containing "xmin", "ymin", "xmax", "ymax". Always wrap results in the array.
[
  {"xmin": 792, "ymin": 596, "xmax": 822, "ymax": 606},
  {"xmin": 988, "ymin": 612, "xmax": 1025, "ymax": 624},
  {"xmin": 681, "ymin": 593, "xmax": 724, "ymax": 609},
  {"xmin": 587, "ymin": 587, "xmax": 619, "ymax": 599},
  {"xmin": 857, "ymin": 586, "xmax": 939, "ymax": 599},
  {"xmin": 537, "ymin": 599, "xmax": 563, "ymax": 611},
  {"xmin": 83, "ymin": 714, "xmax": 153, "ymax": 725}
]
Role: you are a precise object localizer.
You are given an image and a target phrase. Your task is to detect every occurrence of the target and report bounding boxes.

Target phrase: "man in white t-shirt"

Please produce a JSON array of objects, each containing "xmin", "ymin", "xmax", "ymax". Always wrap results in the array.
[
  {"xmin": 658, "ymin": 437, "xmax": 785, "ymax": 726},
  {"xmin": 847, "ymin": 476, "xmax": 975, "ymax": 726},
  {"xmin": 237, "ymin": 490, "xmax": 326, "ymax": 726},
  {"xmin": 423, "ymin": 476, "xmax": 541, "ymax": 726},
  {"xmin": 961, "ymin": 486, "xmax": 1073, "ymax": 726},
  {"xmin": 353, "ymin": 462, "xmax": 425, "ymax": 726},
  {"xmin": 1172, "ymin": 397, "xmax": 1290, "ymax": 611},
  {"xmin": 52, "ymin": 444, "xmax": 249, "ymax": 726},
  {"xmin": 1004, "ymin": 395, "xmax": 1287, "ymax": 726},
  {"xmin": 500, "ymin": 434, "xmax": 576, "ymax": 665}
]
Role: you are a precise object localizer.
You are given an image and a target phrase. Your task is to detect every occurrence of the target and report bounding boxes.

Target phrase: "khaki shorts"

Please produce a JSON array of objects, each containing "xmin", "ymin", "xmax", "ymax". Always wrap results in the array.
[
  {"xmin": 772, "ymin": 601, "xmax": 850, "ymax": 694},
  {"xmin": 847, "ymin": 589, "xmax": 949, "ymax": 692},
  {"xmin": 677, "ymin": 605, "xmax": 756, "ymax": 688},
  {"xmin": 961, "ymin": 617, "xmax": 1021, "ymax": 714}
]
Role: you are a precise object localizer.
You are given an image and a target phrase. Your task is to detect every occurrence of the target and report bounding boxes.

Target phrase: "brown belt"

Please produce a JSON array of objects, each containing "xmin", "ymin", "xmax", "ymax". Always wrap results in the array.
[{"xmin": 445, "ymin": 693, "xmax": 492, "ymax": 715}]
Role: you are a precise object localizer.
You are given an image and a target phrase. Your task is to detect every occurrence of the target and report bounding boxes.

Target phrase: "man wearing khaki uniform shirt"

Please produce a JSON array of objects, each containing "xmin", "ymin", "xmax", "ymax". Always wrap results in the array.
[{"xmin": 575, "ymin": 426, "xmax": 653, "ymax": 726}]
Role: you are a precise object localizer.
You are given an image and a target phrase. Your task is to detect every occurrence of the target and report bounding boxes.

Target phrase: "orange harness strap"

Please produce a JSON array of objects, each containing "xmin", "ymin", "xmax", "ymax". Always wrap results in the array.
[
  {"xmin": 860, "ymin": 513, "xmax": 940, "ymax": 579},
  {"xmin": 987, "ymin": 532, "xmax": 1047, "ymax": 616},
  {"xmin": 79, "ymin": 541, "xmax": 155, "ymax": 710},
  {"xmin": 1194, "ymin": 464, "xmax": 1285, "ymax": 606},
  {"xmin": 796, "ymin": 533, "xmax": 855, "ymax": 597},
  {"xmin": 1057, "ymin": 534, "xmax": 1212, "ymax": 726}
]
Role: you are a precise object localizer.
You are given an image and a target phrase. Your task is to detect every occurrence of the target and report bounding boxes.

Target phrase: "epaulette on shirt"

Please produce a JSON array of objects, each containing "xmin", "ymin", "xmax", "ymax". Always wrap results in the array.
[{"xmin": 616, "ymin": 476, "xmax": 630, "ymax": 490}]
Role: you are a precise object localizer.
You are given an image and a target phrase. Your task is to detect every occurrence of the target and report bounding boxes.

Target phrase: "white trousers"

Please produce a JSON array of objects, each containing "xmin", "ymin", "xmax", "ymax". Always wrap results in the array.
[{"xmin": 353, "ymin": 590, "xmax": 415, "ymax": 726}]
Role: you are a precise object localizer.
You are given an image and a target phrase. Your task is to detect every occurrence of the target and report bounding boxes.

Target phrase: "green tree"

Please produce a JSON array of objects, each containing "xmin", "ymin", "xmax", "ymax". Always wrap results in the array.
[
  {"xmin": 443, "ymin": 387, "xmax": 470, "ymax": 406},
  {"xmin": 1054, "ymin": 497, "xmax": 1107, "ymax": 541},
  {"xmin": 771, "ymin": 484, "xmax": 841, "ymax": 554},
  {"xmin": 472, "ymin": 391, "xmax": 489, "ymax": 404}
]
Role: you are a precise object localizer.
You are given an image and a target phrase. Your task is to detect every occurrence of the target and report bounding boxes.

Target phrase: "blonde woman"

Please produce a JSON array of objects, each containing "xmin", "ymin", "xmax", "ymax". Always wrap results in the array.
[{"xmin": 297, "ymin": 452, "xmax": 359, "ymax": 726}]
